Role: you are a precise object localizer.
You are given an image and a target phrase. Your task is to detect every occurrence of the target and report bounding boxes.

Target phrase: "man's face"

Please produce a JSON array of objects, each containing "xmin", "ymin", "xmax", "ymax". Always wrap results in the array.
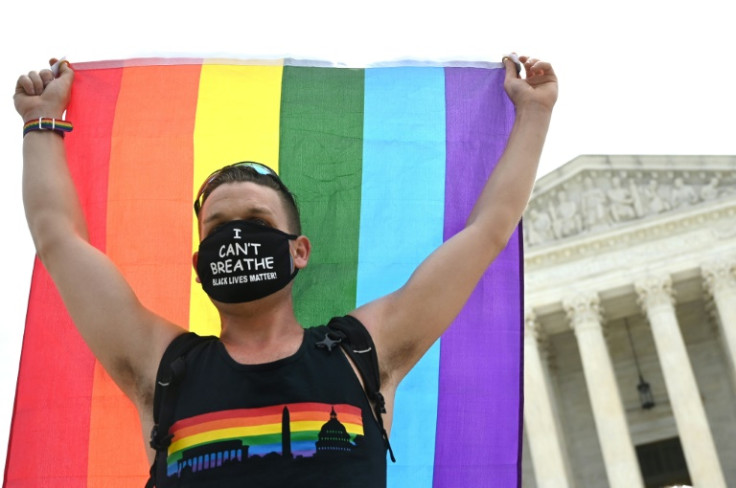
[
  {"xmin": 198, "ymin": 181, "xmax": 292, "ymax": 241},
  {"xmin": 193, "ymin": 181, "xmax": 310, "ymax": 304}
]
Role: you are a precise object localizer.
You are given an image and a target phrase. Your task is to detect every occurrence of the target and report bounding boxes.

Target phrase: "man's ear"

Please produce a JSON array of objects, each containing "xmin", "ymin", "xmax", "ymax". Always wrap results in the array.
[
  {"xmin": 292, "ymin": 235, "xmax": 311, "ymax": 270},
  {"xmin": 192, "ymin": 251, "xmax": 201, "ymax": 283}
]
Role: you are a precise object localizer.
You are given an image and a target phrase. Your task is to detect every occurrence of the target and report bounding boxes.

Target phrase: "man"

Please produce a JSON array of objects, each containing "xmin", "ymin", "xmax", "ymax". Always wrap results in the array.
[{"xmin": 15, "ymin": 54, "xmax": 557, "ymax": 486}]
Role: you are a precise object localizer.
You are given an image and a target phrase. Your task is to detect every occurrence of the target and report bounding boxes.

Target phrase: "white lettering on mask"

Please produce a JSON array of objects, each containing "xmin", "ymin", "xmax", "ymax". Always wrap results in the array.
[
  {"xmin": 209, "ymin": 256, "xmax": 275, "ymax": 276},
  {"xmin": 218, "ymin": 242, "xmax": 262, "ymax": 258}
]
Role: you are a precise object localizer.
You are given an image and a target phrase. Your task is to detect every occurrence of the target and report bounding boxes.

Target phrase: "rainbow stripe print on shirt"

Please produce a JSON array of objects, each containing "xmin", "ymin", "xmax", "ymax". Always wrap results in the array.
[{"xmin": 167, "ymin": 402, "xmax": 364, "ymax": 477}]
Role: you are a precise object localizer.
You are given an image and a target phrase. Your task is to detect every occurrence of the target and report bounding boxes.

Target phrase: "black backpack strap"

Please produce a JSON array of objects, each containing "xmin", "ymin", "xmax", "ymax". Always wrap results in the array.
[
  {"xmin": 317, "ymin": 315, "xmax": 396, "ymax": 462},
  {"xmin": 145, "ymin": 332, "xmax": 217, "ymax": 488}
]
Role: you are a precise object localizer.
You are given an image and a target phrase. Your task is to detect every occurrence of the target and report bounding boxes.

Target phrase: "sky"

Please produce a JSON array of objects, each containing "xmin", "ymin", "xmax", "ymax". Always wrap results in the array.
[{"xmin": 1, "ymin": 0, "xmax": 735, "ymax": 474}]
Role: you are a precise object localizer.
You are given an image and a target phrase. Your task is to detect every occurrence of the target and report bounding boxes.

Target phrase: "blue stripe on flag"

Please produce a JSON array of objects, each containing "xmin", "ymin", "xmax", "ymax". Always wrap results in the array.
[{"xmin": 357, "ymin": 67, "xmax": 446, "ymax": 488}]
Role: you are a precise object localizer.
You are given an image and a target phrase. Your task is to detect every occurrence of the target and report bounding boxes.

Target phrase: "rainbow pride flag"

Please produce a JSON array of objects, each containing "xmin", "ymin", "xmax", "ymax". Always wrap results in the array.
[{"xmin": 6, "ymin": 58, "xmax": 522, "ymax": 487}]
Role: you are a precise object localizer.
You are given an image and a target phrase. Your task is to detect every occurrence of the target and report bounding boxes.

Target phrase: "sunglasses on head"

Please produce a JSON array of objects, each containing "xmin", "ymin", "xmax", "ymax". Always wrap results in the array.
[{"xmin": 193, "ymin": 162, "xmax": 280, "ymax": 215}]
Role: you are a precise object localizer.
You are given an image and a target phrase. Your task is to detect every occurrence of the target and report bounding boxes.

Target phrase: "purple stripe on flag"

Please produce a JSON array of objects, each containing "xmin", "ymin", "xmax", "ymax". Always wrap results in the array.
[{"xmin": 434, "ymin": 67, "xmax": 521, "ymax": 487}]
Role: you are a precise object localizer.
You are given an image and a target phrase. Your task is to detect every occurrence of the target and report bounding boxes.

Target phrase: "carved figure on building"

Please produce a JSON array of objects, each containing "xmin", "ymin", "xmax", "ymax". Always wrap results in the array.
[
  {"xmin": 526, "ymin": 208, "xmax": 555, "ymax": 246},
  {"xmin": 551, "ymin": 190, "xmax": 581, "ymax": 238},
  {"xmin": 669, "ymin": 177, "xmax": 699, "ymax": 210},
  {"xmin": 700, "ymin": 177, "xmax": 720, "ymax": 201},
  {"xmin": 607, "ymin": 177, "xmax": 637, "ymax": 222},
  {"xmin": 641, "ymin": 179, "xmax": 670, "ymax": 215},
  {"xmin": 580, "ymin": 177, "xmax": 610, "ymax": 230}
]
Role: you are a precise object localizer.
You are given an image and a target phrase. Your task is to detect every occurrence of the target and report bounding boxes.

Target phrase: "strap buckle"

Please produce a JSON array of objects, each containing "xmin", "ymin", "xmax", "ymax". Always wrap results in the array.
[{"xmin": 315, "ymin": 332, "xmax": 343, "ymax": 352}]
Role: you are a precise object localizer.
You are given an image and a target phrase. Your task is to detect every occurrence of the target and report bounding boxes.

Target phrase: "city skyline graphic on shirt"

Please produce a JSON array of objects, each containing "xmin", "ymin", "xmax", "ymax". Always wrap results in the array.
[{"xmin": 166, "ymin": 402, "xmax": 365, "ymax": 479}]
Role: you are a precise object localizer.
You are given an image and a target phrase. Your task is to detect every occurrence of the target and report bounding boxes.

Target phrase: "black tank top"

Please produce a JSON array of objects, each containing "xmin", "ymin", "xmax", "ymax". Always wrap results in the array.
[{"xmin": 159, "ymin": 325, "xmax": 387, "ymax": 487}]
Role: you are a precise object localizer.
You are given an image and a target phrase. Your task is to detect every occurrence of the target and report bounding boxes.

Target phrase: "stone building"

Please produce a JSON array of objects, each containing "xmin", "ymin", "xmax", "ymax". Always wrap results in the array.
[{"xmin": 520, "ymin": 155, "xmax": 736, "ymax": 488}]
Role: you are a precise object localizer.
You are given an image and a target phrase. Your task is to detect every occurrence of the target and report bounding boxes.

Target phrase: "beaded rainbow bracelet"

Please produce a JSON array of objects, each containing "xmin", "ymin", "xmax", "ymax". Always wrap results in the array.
[{"xmin": 23, "ymin": 118, "xmax": 73, "ymax": 137}]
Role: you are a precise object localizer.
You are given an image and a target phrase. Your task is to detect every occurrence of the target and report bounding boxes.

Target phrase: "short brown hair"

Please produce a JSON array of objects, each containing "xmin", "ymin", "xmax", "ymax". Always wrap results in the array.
[{"xmin": 195, "ymin": 162, "xmax": 301, "ymax": 234}]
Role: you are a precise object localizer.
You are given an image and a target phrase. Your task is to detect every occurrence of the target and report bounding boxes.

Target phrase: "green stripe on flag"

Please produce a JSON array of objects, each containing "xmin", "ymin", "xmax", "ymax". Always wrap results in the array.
[{"xmin": 279, "ymin": 66, "xmax": 365, "ymax": 327}]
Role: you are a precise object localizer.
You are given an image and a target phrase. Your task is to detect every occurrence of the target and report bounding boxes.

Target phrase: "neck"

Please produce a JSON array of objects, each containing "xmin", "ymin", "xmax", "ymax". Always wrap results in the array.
[{"xmin": 216, "ymin": 290, "xmax": 304, "ymax": 364}]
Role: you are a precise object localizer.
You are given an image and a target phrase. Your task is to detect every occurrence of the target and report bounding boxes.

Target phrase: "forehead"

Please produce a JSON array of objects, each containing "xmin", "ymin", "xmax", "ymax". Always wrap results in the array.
[{"xmin": 199, "ymin": 181, "xmax": 287, "ymax": 224}]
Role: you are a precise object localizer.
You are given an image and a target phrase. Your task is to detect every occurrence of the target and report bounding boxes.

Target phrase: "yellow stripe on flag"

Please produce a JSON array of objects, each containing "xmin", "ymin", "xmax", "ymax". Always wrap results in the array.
[{"xmin": 189, "ymin": 63, "xmax": 284, "ymax": 336}]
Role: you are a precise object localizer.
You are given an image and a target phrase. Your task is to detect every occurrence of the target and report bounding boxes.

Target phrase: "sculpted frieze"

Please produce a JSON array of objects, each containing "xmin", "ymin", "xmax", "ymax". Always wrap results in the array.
[{"xmin": 524, "ymin": 165, "xmax": 736, "ymax": 248}]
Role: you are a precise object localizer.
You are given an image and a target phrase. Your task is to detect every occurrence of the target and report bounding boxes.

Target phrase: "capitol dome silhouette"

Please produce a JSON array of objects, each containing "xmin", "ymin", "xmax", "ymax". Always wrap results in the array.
[{"xmin": 315, "ymin": 407, "xmax": 354, "ymax": 454}]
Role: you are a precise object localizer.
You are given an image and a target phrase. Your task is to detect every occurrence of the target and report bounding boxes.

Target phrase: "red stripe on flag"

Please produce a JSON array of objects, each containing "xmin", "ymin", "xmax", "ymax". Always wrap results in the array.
[
  {"xmin": 86, "ymin": 64, "xmax": 202, "ymax": 487},
  {"xmin": 4, "ymin": 68, "xmax": 123, "ymax": 487},
  {"xmin": 5, "ymin": 266, "xmax": 96, "ymax": 487}
]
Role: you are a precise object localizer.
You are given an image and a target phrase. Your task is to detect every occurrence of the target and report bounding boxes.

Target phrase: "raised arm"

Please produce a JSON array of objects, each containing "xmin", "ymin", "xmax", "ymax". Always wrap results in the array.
[
  {"xmin": 354, "ymin": 55, "xmax": 558, "ymax": 385},
  {"xmin": 15, "ymin": 60, "xmax": 183, "ymax": 408}
]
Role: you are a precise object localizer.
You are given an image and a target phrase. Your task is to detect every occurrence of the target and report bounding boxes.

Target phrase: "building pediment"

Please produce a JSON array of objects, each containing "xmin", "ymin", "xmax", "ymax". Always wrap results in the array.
[{"xmin": 523, "ymin": 155, "xmax": 736, "ymax": 251}]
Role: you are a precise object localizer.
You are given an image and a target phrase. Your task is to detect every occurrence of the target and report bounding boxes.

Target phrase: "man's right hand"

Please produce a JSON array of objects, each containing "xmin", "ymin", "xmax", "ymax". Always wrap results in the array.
[{"xmin": 14, "ymin": 58, "xmax": 74, "ymax": 121}]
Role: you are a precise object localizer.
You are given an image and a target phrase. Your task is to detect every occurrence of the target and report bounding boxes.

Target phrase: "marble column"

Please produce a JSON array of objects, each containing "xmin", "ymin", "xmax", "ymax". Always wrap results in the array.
[
  {"xmin": 523, "ymin": 310, "xmax": 575, "ymax": 488},
  {"xmin": 563, "ymin": 292, "xmax": 643, "ymax": 488},
  {"xmin": 635, "ymin": 274, "xmax": 726, "ymax": 488},
  {"xmin": 702, "ymin": 259, "xmax": 736, "ymax": 382}
]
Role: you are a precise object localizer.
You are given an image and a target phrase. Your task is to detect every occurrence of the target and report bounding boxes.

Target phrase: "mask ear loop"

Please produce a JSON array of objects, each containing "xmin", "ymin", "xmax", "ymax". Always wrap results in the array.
[
  {"xmin": 288, "ymin": 246, "xmax": 300, "ymax": 280},
  {"xmin": 288, "ymin": 234, "xmax": 301, "ymax": 274}
]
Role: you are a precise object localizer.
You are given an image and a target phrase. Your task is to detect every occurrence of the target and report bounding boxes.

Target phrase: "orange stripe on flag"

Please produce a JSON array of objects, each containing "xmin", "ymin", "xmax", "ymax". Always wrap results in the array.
[{"xmin": 86, "ymin": 64, "xmax": 202, "ymax": 486}]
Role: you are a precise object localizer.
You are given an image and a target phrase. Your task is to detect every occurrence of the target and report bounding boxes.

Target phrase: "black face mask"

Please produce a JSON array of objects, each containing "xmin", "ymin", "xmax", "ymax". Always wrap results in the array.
[{"xmin": 196, "ymin": 220, "xmax": 299, "ymax": 303}]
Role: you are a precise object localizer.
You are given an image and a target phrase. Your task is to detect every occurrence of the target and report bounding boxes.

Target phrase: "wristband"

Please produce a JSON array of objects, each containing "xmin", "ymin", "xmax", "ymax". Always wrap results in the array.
[{"xmin": 23, "ymin": 118, "xmax": 73, "ymax": 138}]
